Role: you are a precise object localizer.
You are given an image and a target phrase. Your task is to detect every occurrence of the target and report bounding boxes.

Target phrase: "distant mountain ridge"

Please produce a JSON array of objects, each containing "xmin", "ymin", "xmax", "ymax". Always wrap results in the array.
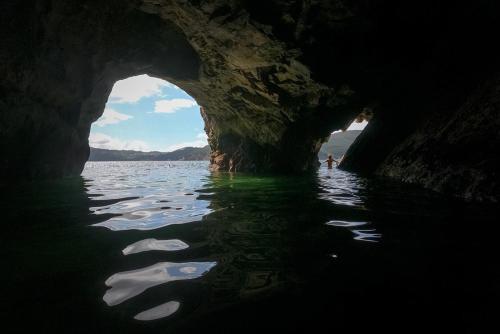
[
  {"xmin": 89, "ymin": 145, "xmax": 210, "ymax": 161},
  {"xmin": 318, "ymin": 130, "xmax": 362, "ymax": 160},
  {"xmin": 89, "ymin": 131, "xmax": 360, "ymax": 162}
]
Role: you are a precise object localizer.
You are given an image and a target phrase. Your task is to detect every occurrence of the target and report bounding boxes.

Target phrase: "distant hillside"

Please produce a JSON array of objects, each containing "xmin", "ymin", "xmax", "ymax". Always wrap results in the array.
[
  {"xmin": 89, "ymin": 132, "xmax": 360, "ymax": 162},
  {"xmin": 89, "ymin": 145, "xmax": 210, "ymax": 161},
  {"xmin": 318, "ymin": 130, "xmax": 362, "ymax": 160}
]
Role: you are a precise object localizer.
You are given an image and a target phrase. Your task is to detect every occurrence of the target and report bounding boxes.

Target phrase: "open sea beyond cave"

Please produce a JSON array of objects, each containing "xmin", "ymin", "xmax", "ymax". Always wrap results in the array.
[{"xmin": 1, "ymin": 161, "xmax": 498, "ymax": 333}]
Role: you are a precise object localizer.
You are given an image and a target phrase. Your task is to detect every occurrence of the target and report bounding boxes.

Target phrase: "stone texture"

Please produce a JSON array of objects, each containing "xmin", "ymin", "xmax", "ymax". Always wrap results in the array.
[
  {"xmin": 374, "ymin": 76, "xmax": 500, "ymax": 202},
  {"xmin": 1, "ymin": 0, "xmax": 500, "ymax": 201}
]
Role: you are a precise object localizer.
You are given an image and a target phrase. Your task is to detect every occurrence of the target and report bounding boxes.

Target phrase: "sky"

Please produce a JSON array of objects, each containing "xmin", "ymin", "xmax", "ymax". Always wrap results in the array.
[
  {"xmin": 90, "ymin": 74, "xmax": 368, "ymax": 152},
  {"xmin": 90, "ymin": 75, "xmax": 206, "ymax": 152},
  {"xmin": 345, "ymin": 120, "xmax": 368, "ymax": 131}
]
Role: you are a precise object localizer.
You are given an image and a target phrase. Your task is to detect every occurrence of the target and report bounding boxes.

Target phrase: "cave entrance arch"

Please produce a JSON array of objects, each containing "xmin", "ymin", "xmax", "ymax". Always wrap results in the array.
[
  {"xmin": 0, "ymin": 2, "xmax": 367, "ymax": 179},
  {"xmin": 319, "ymin": 119, "xmax": 369, "ymax": 166},
  {"xmin": 1, "ymin": 1, "xmax": 499, "ymax": 201},
  {"xmin": 87, "ymin": 75, "xmax": 209, "ymax": 162}
]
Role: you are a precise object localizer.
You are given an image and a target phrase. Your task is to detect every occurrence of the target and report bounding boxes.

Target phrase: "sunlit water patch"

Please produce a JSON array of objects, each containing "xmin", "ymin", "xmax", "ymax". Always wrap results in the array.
[
  {"xmin": 103, "ymin": 261, "xmax": 217, "ymax": 306},
  {"xmin": 317, "ymin": 167, "xmax": 367, "ymax": 207},
  {"xmin": 134, "ymin": 300, "xmax": 181, "ymax": 321},
  {"xmin": 84, "ymin": 161, "xmax": 213, "ymax": 230},
  {"xmin": 122, "ymin": 238, "xmax": 189, "ymax": 255}
]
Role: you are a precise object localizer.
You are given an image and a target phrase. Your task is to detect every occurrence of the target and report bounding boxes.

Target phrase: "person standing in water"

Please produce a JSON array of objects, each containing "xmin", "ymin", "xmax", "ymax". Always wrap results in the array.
[{"xmin": 324, "ymin": 154, "xmax": 339, "ymax": 169}]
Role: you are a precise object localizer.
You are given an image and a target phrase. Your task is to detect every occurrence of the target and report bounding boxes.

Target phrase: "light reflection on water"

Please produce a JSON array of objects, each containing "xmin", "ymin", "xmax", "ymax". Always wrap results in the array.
[
  {"xmin": 134, "ymin": 301, "xmax": 180, "ymax": 321},
  {"xmin": 103, "ymin": 261, "xmax": 216, "ymax": 306},
  {"xmin": 122, "ymin": 238, "xmax": 189, "ymax": 255},
  {"xmin": 3, "ymin": 161, "xmax": 497, "ymax": 332},
  {"xmin": 325, "ymin": 220, "xmax": 381, "ymax": 242},
  {"xmin": 82, "ymin": 161, "xmax": 381, "ymax": 322},
  {"xmin": 317, "ymin": 168, "xmax": 367, "ymax": 207}
]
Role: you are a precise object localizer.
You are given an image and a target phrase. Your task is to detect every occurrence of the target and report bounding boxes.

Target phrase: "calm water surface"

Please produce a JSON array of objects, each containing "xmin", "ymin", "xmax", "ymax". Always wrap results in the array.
[{"xmin": 1, "ymin": 161, "xmax": 498, "ymax": 333}]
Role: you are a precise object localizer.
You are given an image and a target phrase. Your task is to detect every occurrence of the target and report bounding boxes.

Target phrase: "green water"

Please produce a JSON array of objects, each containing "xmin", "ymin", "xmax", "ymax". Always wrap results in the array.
[{"xmin": 1, "ymin": 161, "xmax": 498, "ymax": 333}]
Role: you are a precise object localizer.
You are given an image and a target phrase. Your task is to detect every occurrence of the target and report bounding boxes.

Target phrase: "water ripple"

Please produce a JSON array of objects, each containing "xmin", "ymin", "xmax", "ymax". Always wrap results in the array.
[
  {"xmin": 122, "ymin": 239, "xmax": 189, "ymax": 255},
  {"xmin": 317, "ymin": 168, "xmax": 367, "ymax": 207},
  {"xmin": 103, "ymin": 261, "xmax": 217, "ymax": 306},
  {"xmin": 326, "ymin": 220, "xmax": 381, "ymax": 243},
  {"xmin": 134, "ymin": 301, "xmax": 181, "ymax": 321},
  {"xmin": 84, "ymin": 162, "xmax": 213, "ymax": 231}
]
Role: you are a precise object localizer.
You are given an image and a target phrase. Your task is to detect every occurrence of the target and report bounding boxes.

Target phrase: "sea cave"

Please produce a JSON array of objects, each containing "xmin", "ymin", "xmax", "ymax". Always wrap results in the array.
[{"xmin": 1, "ymin": 1, "xmax": 499, "ymax": 333}]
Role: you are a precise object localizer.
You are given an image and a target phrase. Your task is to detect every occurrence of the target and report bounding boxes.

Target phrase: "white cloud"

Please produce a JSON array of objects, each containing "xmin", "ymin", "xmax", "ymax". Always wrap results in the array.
[
  {"xmin": 94, "ymin": 108, "xmax": 133, "ymax": 127},
  {"xmin": 347, "ymin": 120, "xmax": 368, "ymax": 131},
  {"xmin": 196, "ymin": 132, "xmax": 208, "ymax": 140},
  {"xmin": 89, "ymin": 133, "xmax": 150, "ymax": 151},
  {"xmin": 165, "ymin": 132, "xmax": 208, "ymax": 152},
  {"xmin": 154, "ymin": 98, "xmax": 198, "ymax": 114},
  {"xmin": 332, "ymin": 120, "xmax": 369, "ymax": 134},
  {"xmin": 108, "ymin": 74, "xmax": 177, "ymax": 104}
]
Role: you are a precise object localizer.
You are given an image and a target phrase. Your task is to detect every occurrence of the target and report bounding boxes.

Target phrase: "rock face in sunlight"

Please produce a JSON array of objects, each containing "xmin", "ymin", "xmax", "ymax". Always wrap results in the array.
[{"xmin": 1, "ymin": 1, "xmax": 499, "ymax": 201}]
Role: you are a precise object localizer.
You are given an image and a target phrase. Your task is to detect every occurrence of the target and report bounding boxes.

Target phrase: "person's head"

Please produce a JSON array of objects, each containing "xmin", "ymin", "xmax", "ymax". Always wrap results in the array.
[{"xmin": 328, "ymin": 154, "xmax": 332, "ymax": 159}]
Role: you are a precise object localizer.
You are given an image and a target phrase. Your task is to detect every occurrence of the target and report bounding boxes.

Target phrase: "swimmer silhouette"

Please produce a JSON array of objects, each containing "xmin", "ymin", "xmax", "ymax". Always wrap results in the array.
[{"xmin": 323, "ymin": 154, "xmax": 338, "ymax": 169}]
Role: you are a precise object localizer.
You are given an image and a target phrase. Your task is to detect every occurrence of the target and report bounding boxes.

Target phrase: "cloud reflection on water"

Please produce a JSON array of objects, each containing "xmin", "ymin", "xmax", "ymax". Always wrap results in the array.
[
  {"xmin": 103, "ymin": 261, "xmax": 216, "ymax": 306},
  {"xmin": 122, "ymin": 238, "xmax": 189, "ymax": 255},
  {"xmin": 134, "ymin": 301, "xmax": 181, "ymax": 321}
]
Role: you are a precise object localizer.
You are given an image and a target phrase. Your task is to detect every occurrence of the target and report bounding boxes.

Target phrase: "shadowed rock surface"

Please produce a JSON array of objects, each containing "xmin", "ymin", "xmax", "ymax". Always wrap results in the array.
[{"xmin": 1, "ymin": 0, "xmax": 499, "ymax": 201}]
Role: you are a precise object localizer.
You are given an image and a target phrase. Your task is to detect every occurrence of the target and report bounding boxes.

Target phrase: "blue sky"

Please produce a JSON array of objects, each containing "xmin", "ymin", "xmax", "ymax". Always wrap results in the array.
[
  {"xmin": 90, "ymin": 74, "xmax": 367, "ymax": 152},
  {"xmin": 90, "ymin": 75, "xmax": 206, "ymax": 152}
]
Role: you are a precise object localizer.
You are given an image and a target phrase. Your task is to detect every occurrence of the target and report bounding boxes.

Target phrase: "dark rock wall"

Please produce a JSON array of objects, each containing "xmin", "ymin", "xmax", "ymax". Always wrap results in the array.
[
  {"xmin": 1, "ymin": 0, "xmax": 201, "ymax": 178},
  {"xmin": 375, "ymin": 76, "xmax": 500, "ymax": 202},
  {"xmin": 334, "ymin": 0, "xmax": 500, "ymax": 202},
  {"xmin": 1, "ymin": 0, "xmax": 499, "ymax": 201},
  {"xmin": 1, "ymin": 0, "xmax": 361, "ymax": 177}
]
